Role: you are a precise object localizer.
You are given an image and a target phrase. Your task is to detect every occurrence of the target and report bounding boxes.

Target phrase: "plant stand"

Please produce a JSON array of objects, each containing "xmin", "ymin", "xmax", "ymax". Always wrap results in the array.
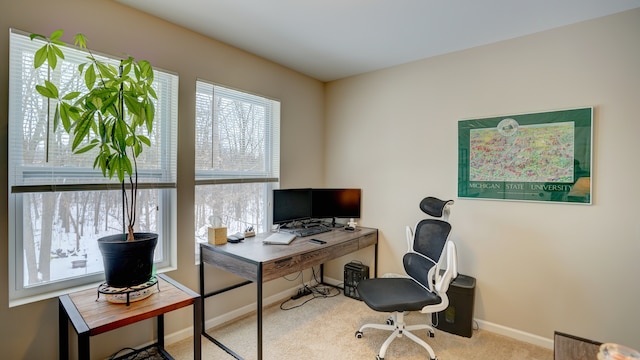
[
  {"xmin": 59, "ymin": 273, "xmax": 201, "ymax": 360},
  {"xmin": 97, "ymin": 276, "xmax": 160, "ymax": 306}
]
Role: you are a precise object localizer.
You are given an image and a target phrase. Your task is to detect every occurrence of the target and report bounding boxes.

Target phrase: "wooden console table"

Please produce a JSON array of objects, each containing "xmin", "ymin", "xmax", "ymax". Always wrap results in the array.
[{"xmin": 59, "ymin": 273, "xmax": 201, "ymax": 360}]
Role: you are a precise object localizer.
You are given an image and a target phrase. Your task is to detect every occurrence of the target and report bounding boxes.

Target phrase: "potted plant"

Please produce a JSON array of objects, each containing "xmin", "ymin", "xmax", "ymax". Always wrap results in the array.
[{"xmin": 31, "ymin": 29, "xmax": 158, "ymax": 288}]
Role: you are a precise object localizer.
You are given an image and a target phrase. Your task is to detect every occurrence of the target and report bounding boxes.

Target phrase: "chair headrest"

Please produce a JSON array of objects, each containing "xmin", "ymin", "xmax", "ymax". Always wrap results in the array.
[{"xmin": 419, "ymin": 197, "xmax": 454, "ymax": 218}]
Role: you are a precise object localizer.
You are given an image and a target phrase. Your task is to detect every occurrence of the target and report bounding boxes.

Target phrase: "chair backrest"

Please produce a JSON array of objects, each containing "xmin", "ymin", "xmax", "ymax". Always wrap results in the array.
[
  {"xmin": 403, "ymin": 219, "xmax": 452, "ymax": 289},
  {"xmin": 412, "ymin": 219, "xmax": 451, "ymax": 263}
]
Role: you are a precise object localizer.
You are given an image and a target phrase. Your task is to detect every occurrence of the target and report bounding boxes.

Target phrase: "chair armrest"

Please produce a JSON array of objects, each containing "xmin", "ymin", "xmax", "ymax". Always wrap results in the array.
[{"xmin": 405, "ymin": 225, "xmax": 414, "ymax": 252}]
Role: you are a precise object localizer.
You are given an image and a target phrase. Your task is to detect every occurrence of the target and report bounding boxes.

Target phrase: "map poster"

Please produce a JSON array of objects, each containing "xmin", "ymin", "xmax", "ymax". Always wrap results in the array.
[{"xmin": 458, "ymin": 107, "xmax": 593, "ymax": 204}]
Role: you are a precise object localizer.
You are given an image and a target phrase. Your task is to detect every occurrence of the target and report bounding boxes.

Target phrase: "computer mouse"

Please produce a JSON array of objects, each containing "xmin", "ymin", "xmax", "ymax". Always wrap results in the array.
[{"xmin": 345, "ymin": 226, "xmax": 355, "ymax": 231}]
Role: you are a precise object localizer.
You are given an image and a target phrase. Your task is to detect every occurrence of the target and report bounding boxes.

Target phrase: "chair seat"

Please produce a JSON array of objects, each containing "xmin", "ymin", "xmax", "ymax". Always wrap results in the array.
[{"xmin": 357, "ymin": 277, "xmax": 441, "ymax": 313}]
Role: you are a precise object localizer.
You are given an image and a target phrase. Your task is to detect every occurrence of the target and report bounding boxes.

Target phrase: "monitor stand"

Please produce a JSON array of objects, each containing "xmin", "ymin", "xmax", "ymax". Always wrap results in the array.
[{"xmin": 329, "ymin": 217, "xmax": 342, "ymax": 228}]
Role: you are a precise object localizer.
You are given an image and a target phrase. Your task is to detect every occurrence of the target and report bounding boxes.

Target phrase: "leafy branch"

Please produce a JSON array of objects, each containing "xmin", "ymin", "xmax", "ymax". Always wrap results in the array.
[{"xmin": 31, "ymin": 30, "xmax": 157, "ymax": 241}]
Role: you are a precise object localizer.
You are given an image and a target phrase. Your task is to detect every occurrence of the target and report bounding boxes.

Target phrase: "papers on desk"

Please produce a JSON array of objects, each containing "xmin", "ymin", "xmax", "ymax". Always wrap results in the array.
[{"xmin": 262, "ymin": 232, "xmax": 297, "ymax": 245}]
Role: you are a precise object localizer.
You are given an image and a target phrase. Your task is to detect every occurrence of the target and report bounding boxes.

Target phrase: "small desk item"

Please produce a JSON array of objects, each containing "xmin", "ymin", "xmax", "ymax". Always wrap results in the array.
[
  {"xmin": 262, "ymin": 232, "xmax": 296, "ymax": 245},
  {"xmin": 200, "ymin": 227, "xmax": 378, "ymax": 360},
  {"xmin": 58, "ymin": 273, "xmax": 201, "ymax": 360}
]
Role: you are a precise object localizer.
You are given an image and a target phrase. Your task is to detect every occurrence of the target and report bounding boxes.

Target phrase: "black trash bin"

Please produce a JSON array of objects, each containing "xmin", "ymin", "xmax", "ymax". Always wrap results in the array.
[{"xmin": 432, "ymin": 273, "xmax": 476, "ymax": 338}]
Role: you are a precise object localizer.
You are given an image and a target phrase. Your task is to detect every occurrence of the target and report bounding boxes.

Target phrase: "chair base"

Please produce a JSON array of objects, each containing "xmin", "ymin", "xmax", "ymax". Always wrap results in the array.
[{"xmin": 356, "ymin": 311, "xmax": 437, "ymax": 360}]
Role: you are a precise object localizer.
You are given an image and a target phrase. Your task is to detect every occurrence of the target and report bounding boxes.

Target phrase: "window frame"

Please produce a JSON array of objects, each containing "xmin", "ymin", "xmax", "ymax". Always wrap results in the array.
[{"xmin": 194, "ymin": 80, "xmax": 280, "ymax": 256}]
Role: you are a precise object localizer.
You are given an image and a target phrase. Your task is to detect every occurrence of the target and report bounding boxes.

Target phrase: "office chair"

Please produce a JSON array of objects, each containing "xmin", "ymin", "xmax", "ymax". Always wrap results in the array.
[
  {"xmin": 355, "ymin": 197, "xmax": 457, "ymax": 360},
  {"xmin": 356, "ymin": 241, "xmax": 457, "ymax": 360}
]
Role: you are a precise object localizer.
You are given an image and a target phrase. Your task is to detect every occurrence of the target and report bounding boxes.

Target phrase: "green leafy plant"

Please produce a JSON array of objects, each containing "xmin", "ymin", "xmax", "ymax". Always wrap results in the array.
[{"xmin": 31, "ymin": 29, "xmax": 157, "ymax": 241}]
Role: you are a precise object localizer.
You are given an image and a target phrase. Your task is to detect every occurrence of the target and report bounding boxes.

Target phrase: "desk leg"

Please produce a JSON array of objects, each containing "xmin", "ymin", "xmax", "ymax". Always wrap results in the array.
[
  {"xmin": 194, "ymin": 295, "xmax": 202, "ymax": 360},
  {"xmin": 257, "ymin": 265, "xmax": 263, "ymax": 360},
  {"xmin": 374, "ymin": 242, "xmax": 379, "ymax": 278},
  {"xmin": 59, "ymin": 300, "xmax": 69, "ymax": 360},
  {"xmin": 199, "ymin": 248, "xmax": 206, "ymax": 336}
]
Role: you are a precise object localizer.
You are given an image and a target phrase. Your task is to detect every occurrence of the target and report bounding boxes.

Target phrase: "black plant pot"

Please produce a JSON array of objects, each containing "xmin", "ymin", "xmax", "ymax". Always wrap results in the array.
[{"xmin": 97, "ymin": 232, "xmax": 158, "ymax": 288}]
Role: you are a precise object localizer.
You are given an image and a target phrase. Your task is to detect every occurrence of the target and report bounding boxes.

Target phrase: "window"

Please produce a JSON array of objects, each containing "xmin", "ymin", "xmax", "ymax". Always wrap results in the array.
[
  {"xmin": 8, "ymin": 29, "xmax": 179, "ymax": 305},
  {"xmin": 194, "ymin": 81, "xmax": 280, "ymax": 257}
]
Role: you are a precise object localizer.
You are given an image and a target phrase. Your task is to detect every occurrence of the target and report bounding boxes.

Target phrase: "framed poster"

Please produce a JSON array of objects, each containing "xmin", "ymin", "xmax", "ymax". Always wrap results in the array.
[{"xmin": 458, "ymin": 107, "xmax": 592, "ymax": 204}]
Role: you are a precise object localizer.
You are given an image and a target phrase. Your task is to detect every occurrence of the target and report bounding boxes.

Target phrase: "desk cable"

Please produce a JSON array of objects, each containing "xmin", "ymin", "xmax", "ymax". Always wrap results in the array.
[{"xmin": 280, "ymin": 267, "xmax": 340, "ymax": 310}]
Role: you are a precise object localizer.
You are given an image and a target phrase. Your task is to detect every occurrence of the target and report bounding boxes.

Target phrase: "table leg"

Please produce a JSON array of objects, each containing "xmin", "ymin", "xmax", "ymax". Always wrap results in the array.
[
  {"xmin": 59, "ymin": 295, "xmax": 90, "ymax": 360},
  {"xmin": 59, "ymin": 300, "xmax": 69, "ymax": 360},
  {"xmin": 157, "ymin": 314, "xmax": 165, "ymax": 349},
  {"xmin": 78, "ymin": 332, "xmax": 90, "ymax": 359}
]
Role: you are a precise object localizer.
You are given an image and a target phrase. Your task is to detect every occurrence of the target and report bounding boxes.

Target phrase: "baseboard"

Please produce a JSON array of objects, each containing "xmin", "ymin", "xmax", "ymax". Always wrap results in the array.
[
  {"xmin": 163, "ymin": 284, "xmax": 311, "ymax": 346},
  {"xmin": 325, "ymin": 274, "xmax": 555, "ymax": 349},
  {"xmin": 475, "ymin": 319, "xmax": 554, "ymax": 350},
  {"xmin": 163, "ymin": 277, "xmax": 554, "ymax": 352},
  {"xmin": 323, "ymin": 275, "xmax": 342, "ymax": 287},
  {"xmin": 326, "ymin": 275, "xmax": 554, "ymax": 350}
]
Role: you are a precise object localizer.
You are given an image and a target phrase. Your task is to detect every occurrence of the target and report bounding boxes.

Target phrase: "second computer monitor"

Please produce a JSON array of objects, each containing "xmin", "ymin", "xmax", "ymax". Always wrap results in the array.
[{"xmin": 311, "ymin": 188, "xmax": 361, "ymax": 219}]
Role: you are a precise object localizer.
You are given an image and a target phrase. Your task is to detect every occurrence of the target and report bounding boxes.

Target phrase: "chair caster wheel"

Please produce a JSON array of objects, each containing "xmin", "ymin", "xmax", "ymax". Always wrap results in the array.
[
  {"xmin": 428, "ymin": 330, "xmax": 435, "ymax": 338},
  {"xmin": 386, "ymin": 317, "xmax": 394, "ymax": 325},
  {"xmin": 376, "ymin": 356, "xmax": 384, "ymax": 360},
  {"xmin": 355, "ymin": 330, "xmax": 363, "ymax": 339}
]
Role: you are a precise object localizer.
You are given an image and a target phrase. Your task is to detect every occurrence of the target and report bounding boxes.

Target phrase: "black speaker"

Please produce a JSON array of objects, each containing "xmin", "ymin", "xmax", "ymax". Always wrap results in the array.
[
  {"xmin": 432, "ymin": 273, "xmax": 476, "ymax": 338},
  {"xmin": 344, "ymin": 261, "xmax": 369, "ymax": 300}
]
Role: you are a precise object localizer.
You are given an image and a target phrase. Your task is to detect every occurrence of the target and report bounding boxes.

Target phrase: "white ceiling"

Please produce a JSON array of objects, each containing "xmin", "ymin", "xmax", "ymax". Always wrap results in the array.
[{"xmin": 116, "ymin": 0, "xmax": 640, "ymax": 82}]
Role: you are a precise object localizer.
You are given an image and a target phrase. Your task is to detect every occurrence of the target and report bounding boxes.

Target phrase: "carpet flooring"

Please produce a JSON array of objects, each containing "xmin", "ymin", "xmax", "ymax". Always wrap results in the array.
[{"xmin": 167, "ymin": 288, "xmax": 553, "ymax": 360}]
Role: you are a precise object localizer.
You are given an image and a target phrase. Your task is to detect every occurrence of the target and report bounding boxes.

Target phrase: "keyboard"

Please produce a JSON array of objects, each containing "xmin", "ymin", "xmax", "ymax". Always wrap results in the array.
[{"xmin": 286, "ymin": 226, "xmax": 331, "ymax": 237}]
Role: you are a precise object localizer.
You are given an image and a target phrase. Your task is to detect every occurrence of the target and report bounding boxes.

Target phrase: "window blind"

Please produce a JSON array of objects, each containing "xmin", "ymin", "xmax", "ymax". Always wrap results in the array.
[
  {"xmin": 8, "ymin": 29, "xmax": 179, "ymax": 193},
  {"xmin": 194, "ymin": 80, "xmax": 280, "ymax": 185}
]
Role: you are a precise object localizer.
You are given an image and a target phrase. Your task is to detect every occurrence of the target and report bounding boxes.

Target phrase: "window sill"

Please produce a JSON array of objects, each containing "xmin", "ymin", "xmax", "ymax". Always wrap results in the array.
[{"xmin": 9, "ymin": 265, "xmax": 177, "ymax": 308}]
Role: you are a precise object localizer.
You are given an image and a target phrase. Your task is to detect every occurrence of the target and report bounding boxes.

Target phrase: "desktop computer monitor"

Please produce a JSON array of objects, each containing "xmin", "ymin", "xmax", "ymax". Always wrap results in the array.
[
  {"xmin": 311, "ymin": 188, "xmax": 361, "ymax": 220},
  {"xmin": 273, "ymin": 188, "xmax": 312, "ymax": 225}
]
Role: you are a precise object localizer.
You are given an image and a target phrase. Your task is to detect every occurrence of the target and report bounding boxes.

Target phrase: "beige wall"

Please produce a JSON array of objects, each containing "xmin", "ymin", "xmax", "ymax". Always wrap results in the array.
[
  {"xmin": 325, "ymin": 8, "xmax": 640, "ymax": 350},
  {"xmin": 0, "ymin": 0, "xmax": 324, "ymax": 358},
  {"xmin": 2, "ymin": 1, "xmax": 639, "ymax": 357}
]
